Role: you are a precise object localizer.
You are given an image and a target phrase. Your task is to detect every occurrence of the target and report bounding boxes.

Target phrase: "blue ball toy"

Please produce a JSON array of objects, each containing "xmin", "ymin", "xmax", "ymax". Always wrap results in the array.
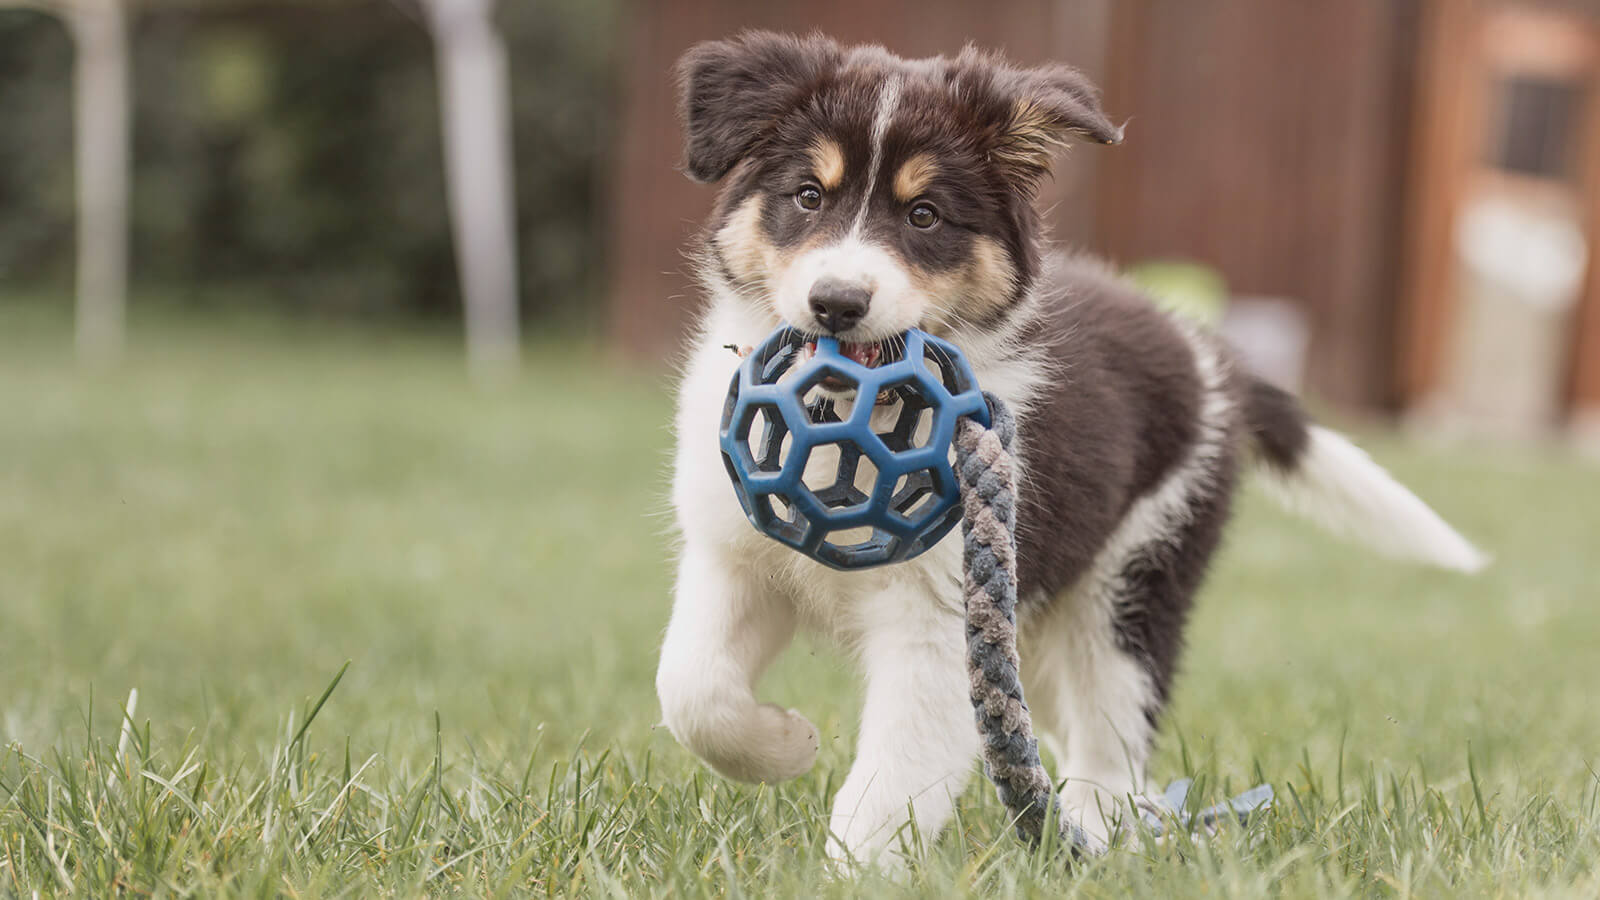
[{"xmin": 720, "ymin": 325, "xmax": 990, "ymax": 570}]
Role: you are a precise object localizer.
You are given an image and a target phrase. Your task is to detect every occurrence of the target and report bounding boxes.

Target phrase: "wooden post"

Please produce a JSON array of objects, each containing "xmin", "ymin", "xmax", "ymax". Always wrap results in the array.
[
  {"xmin": 62, "ymin": 0, "xmax": 130, "ymax": 365},
  {"xmin": 1396, "ymin": 0, "xmax": 1479, "ymax": 410},
  {"xmin": 1568, "ymin": 35, "xmax": 1600, "ymax": 427},
  {"xmin": 422, "ymin": 0, "xmax": 521, "ymax": 380}
]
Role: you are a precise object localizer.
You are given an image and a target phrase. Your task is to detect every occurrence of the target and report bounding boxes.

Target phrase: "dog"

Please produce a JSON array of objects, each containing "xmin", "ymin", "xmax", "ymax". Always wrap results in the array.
[{"xmin": 654, "ymin": 31, "xmax": 1484, "ymax": 869}]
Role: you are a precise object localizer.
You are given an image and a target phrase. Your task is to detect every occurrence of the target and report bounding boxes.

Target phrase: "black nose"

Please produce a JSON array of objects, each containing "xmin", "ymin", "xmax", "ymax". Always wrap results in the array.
[{"xmin": 808, "ymin": 278, "xmax": 871, "ymax": 334}]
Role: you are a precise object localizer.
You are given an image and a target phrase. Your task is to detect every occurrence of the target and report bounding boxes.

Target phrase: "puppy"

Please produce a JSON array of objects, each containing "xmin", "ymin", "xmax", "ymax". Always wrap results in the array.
[{"xmin": 655, "ymin": 32, "xmax": 1483, "ymax": 869}]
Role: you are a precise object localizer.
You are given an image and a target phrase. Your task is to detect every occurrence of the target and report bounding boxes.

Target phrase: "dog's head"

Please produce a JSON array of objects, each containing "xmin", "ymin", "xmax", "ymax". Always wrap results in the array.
[{"xmin": 679, "ymin": 31, "xmax": 1120, "ymax": 360}]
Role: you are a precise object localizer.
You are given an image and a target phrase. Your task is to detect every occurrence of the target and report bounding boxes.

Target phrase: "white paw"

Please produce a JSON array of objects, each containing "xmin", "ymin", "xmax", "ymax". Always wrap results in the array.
[
  {"xmin": 1059, "ymin": 780, "xmax": 1143, "ymax": 852},
  {"xmin": 824, "ymin": 828, "xmax": 911, "ymax": 879},
  {"xmin": 663, "ymin": 694, "xmax": 819, "ymax": 784},
  {"xmin": 757, "ymin": 704, "xmax": 821, "ymax": 781},
  {"xmin": 706, "ymin": 703, "xmax": 819, "ymax": 783},
  {"xmin": 826, "ymin": 788, "xmax": 911, "ymax": 874}
]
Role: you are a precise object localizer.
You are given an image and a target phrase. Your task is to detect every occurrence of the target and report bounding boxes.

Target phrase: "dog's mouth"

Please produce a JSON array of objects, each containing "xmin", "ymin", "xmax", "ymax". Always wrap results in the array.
[
  {"xmin": 802, "ymin": 338, "xmax": 894, "ymax": 392},
  {"xmin": 829, "ymin": 340, "xmax": 883, "ymax": 369}
]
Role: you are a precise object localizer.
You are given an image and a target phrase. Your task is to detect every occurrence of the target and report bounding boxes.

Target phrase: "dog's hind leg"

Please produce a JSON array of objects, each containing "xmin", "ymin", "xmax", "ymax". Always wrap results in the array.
[
  {"xmin": 656, "ymin": 544, "xmax": 819, "ymax": 783},
  {"xmin": 1022, "ymin": 582, "xmax": 1161, "ymax": 851},
  {"xmin": 1026, "ymin": 464, "xmax": 1236, "ymax": 849}
]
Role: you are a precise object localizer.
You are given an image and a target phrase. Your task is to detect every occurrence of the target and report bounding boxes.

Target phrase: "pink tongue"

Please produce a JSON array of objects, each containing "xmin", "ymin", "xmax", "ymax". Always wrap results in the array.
[{"xmin": 841, "ymin": 342, "xmax": 879, "ymax": 367}]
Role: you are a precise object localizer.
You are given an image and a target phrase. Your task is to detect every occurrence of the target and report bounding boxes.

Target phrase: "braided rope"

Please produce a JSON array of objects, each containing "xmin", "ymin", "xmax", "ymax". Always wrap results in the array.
[{"xmin": 955, "ymin": 393, "xmax": 1088, "ymax": 851}]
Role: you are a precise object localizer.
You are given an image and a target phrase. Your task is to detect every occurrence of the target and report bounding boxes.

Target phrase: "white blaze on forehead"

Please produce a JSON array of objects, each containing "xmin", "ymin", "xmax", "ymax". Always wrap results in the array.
[{"xmin": 850, "ymin": 76, "xmax": 904, "ymax": 237}]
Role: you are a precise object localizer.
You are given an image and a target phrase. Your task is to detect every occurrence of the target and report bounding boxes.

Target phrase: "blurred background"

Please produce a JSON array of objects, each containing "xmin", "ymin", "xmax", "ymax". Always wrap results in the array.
[
  {"xmin": 2, "ymin": 0, "xmax": 1598, "ymax": 440},
  {"xmin": 2, "ymin": 4, "xmax": 1598, "ymax": 892}
]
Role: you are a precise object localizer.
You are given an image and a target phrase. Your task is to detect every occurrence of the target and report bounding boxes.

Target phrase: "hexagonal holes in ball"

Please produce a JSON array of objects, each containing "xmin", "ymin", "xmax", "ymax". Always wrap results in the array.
[
  {"xmin": 745, "ymin": 404, "xmax": 792, "ymax": 473},
  {"xmin": 797, "ymin": 366, "xmax": 861, "ymax": 423},
  {"xmin": 754, "ymin": 492, "xmax": 808, "ymax": 544},
  {"xmin": 803, "ymin": 440, "xmax": 876, "ymax": 513},
  {"xmin": 874, "ymin": 386, "xmax": 935, "ymax": 453},
  {"xmin": 890, "ymin": 468, "xmax": 941, "ymax": 526},
  {"xmin": 824, "ymin": 524, "xmax": 880, "ymax": 549},
  {"xmin": 921, "ymin": 339, "xmax": 966, "ymax": 392}
]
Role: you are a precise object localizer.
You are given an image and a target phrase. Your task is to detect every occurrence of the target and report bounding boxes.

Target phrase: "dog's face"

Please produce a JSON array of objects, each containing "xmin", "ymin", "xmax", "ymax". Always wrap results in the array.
[{"xmin": 679, "ymin": 32, "xmax": 1119, "ymax": 360}]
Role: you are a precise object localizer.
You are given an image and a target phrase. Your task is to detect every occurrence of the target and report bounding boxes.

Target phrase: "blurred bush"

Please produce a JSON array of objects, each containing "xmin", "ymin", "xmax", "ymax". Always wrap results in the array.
[{"xmin": 0, "ymin": 0, "xmax": 617, "ymax": 322}]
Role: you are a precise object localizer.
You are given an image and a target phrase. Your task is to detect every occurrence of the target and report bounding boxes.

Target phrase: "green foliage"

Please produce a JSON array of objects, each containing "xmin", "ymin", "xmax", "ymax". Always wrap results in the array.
[
  {"xmin": 1, "ymin": 305, "xmax": 1598, "ymax": 896},
  {"xmin": 1128, "ymin": 259, "xmax": 1229, "ymax": 326},
  {"xmin": 0, "ymin": 10, "xmax": 74, "ymax": 283},
  {"xmin": 0, "ymin": 0, "xmax": 618, "ymax": 319}
]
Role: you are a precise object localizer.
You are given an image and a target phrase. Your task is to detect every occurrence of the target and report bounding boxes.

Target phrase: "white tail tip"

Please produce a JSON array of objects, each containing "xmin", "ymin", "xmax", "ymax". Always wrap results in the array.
[{"xmin": 1257, "ymin": 427, "xmax": 1488, "ymax": 573}]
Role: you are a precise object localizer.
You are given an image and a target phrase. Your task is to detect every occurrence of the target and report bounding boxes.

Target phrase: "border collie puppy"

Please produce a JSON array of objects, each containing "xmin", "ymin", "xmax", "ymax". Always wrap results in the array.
[{"xmin": 655, "ymin": 31, "xmax": 1484, "ymax": 869}]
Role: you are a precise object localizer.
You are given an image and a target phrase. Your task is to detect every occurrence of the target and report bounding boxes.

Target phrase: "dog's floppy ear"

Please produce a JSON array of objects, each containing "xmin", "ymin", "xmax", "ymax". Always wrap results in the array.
[
  {"xmin": 984, "ymin": 60, "xmax": 1123, "ymax": 193},
  {"xmin": 677, "ymin": 31, "xmax": 841, "ymax": 183}
]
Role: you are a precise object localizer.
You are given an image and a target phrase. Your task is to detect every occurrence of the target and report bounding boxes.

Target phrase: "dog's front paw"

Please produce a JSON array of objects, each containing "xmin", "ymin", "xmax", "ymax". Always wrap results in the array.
[
  {"xmin": 691, "ymin": 702, "xmax": 818, "ymax": 784},
  {"xmin": 754, "ymin": 703, "xmax": 820, "ymax": 781}
]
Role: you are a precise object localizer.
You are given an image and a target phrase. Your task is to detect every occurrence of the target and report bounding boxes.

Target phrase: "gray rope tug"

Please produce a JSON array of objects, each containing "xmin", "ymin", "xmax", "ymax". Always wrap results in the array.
[
  {"xmin": 720, "ymin": 327, "xmax": 1272, "ymax": 854},
  {"xmin": 953, "ymin": 392, "xmax": 1089, "ymax": 849}
]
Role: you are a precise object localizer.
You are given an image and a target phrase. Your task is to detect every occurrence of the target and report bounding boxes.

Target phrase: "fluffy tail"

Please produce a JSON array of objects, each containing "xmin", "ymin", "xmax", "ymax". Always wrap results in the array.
[{"xmin": 1243, "ymin": 378, "xmax": 1487, "ymax": 573}]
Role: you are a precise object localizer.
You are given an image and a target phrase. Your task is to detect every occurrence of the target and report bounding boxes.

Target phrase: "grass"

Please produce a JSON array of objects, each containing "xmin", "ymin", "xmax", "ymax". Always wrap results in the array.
[{"xmin": 1, "ymin": 300, "xmax": 1598, "ymax": 897}]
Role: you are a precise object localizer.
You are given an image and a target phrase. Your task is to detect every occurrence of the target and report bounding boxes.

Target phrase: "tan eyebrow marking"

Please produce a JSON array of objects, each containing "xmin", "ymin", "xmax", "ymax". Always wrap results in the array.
[
  {"xmin": 809, "ymin": 138, "xmax": 846, "ymax": 191},
  {"xmin": 893, "ymin": 153, "xmax": 939, "ymax": 202}
]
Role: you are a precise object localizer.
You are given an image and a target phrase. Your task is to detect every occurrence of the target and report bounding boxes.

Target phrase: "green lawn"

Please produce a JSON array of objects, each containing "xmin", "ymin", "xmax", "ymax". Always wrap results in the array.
[{"xmin": 2, "ymin": 304, "xmax": 1598, "ymax": 897}]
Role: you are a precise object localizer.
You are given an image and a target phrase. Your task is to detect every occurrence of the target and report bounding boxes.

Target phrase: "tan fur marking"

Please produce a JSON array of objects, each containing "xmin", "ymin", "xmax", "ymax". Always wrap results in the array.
[
  {"xmin": 715, "ymin": 195, "xmax": 779, "ymax": 286},
  {"xmin": 892, "ymin": 153, "xmax": 939, "ymax": 201},
  {"xmin": 916, "ymin": 236, "xmax": 1019, "ymax": 335},
  {"xmin": 809, "ymin": 138, "xmax": 846, "ymax": 190}
]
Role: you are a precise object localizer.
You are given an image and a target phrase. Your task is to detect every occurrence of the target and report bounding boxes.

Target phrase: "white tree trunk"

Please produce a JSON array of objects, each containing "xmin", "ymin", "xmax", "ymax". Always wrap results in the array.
[
  {"xmin": 425, "ymin": 0, "xmax": 521, "ymax": 379},
  {"xmin": 64, "ymin": 0, "xmax": 130, "ymax": 364}
]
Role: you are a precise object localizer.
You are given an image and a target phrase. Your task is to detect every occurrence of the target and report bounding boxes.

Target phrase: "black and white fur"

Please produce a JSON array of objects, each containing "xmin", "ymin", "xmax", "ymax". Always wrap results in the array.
[{"xmin": 654, "ymin": 32, "xmax": 1485, "ymax": 870}]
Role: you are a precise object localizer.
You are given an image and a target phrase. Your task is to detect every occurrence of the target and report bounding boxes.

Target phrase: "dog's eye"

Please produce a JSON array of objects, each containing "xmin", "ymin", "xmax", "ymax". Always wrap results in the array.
[
  {"xmin": 908, "ymin": 203, "xmax": 939, "ymax": 229},
  {"xmin": 795, "ymin": 185, "xmax": 823, "ymax": 211}
]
